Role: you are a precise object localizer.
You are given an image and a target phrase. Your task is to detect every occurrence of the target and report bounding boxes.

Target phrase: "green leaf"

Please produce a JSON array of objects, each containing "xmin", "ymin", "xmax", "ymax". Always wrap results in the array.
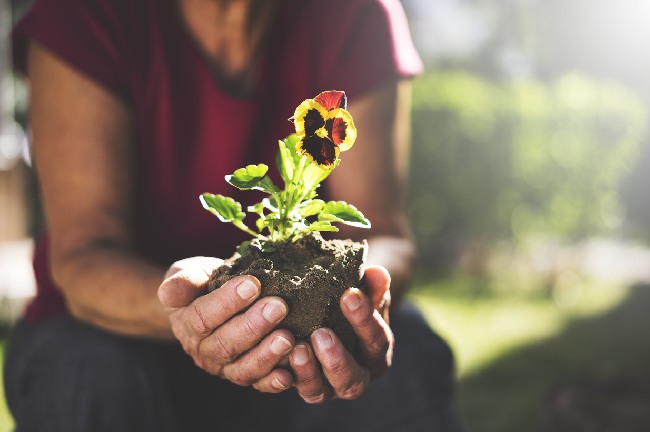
[
  {"xmin": 308, "ymin": 221, "xmax": 339, "ymax": 232},
  {"xmin": 257, "ymin": 176, "xmax": 280, "ymax": 193},
  {"xmin": 226, "ymin": 164, "xmax": 277, "ymax": 192},
  {"xmin": 276, "ymin": 140, "xmax": 294, "ymax": 184},
  {"xmin": 284, "ymin": 134, "xmax": 301, "ymax": 157},
  {"xmin": 248, "ymin": 202, "xmax": 265, "ymax": 215},
  {"xmin": 298, "ymin": 199, "xmax": 325, "ymax": 217},
  {"xmin": 200, "ymin": 193, "xmax": 245, "ymax": 223},
  {"xmin": 255, "ymin": 217, "xmax": 266, "ymax": 232},
  {"xmin": 318, "ymin": 213, "xmax": 344, "ymax": 223},
  {"xmin": 236, "ymin": 241, "xmax": 251, "ymax": 257},
  {"xmin": 276, "ymin": 134, "xmax": 302, "ymax": 185},
  {"xmin": 302, "ymin": 158, "xmax": 341, "ymax": 192},
  {"xmin": 259, "ymin": 242, "xmax": 276, "ymax": 252},
  {"xmin": 322, "ymin": 201, "xmax": 371, "ymax": 228},
  {"xmin": 304, "ymin": 189, "xmax": 318, "ymax": 201},
  {"xmin": 251, "ymin": 238, "xmax": 276, "ymax": 253}
]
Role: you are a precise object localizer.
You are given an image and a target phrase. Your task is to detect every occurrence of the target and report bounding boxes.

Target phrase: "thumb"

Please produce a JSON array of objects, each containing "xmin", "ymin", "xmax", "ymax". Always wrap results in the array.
[
  {"xmin": 158, "ymin": 257, "xmax": 223, "ymax": 308},
  {"xmin": 361, "ymin": 265, "xmax": 391, "ymax": 310}
]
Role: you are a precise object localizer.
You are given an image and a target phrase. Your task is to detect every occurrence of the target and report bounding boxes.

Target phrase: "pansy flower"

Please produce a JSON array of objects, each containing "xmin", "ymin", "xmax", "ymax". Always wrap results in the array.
[{"xmin": 291, "ymin": 90, "xmax": 357, "ymax": 169}]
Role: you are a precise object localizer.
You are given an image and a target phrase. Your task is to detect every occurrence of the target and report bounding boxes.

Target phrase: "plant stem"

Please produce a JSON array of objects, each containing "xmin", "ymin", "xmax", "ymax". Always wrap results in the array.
[{"xmin": 234, "ymin": 221, "xmax": 260, "ymax": 238}]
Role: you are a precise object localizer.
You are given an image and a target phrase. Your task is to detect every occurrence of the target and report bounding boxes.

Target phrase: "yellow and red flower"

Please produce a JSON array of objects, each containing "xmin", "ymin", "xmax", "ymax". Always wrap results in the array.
[{"xmin": 291, "ymin": 90, "xmax": 357, "ymax": 169}]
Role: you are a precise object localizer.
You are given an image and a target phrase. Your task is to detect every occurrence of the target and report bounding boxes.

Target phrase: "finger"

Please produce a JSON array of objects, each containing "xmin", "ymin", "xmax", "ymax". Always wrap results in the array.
[
  {"xmin": 311, "ymin": 328, "xmax": 369, "ymax": 400},
  {"xmin": 341, "ymin": 288, "xmax": 393, "ymax": 376},
  {"xmin": 158, "ymin": 257, "xmax": 224, "ymax": 308},
  {"xmin": 380, "ymin": 290, "xmax": 391, "ymax": 323},
  {"xmin": 181, "ymin": 276, "xmax": 262, "ymax": 338},
  {"xmin": 223, "ymin": 329, "xmax": 295, "ymax": 386},
  {"xmin": 164, "ymin": 256, "xmax": 224, "ymax": 279},
  {"xmin": 198, "ymin": 296, "xmax": 288, "ymax": 365},
  {"xmin": 289, "ymin": 342, "xmax": 330, "ymax": 404},
  {"xmin": 252, "ymin": 368, "xmax": 295, "ymax": 394},
  {"xmin": 361, "ymin": 265, "xmax": 391, "ymax": 310}
]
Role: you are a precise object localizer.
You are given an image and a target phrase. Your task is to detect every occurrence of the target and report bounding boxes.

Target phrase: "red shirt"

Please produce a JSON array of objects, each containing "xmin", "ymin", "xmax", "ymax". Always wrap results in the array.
[{"xmin": 13, "ymin": 0, "xmax": 423, "ymax": 322}]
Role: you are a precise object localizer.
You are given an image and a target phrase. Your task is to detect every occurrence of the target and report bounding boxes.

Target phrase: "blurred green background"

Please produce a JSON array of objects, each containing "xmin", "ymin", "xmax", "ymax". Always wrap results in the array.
[{"xmin": 3, "ymin": 0, "xmax": 650, "ymax": 431}]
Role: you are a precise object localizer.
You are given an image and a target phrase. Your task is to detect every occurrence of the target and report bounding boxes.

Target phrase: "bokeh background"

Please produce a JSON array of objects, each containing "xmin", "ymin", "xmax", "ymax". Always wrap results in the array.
[{"xmin": 3, "ymin": 0, "xmax": 650, "ymax": 430}]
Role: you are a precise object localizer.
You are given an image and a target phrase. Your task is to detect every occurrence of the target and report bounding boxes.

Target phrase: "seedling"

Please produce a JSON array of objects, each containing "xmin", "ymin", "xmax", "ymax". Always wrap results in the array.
[{"xmin": 200, "ymin": 91, "xmax": 370, "ymax": 254}]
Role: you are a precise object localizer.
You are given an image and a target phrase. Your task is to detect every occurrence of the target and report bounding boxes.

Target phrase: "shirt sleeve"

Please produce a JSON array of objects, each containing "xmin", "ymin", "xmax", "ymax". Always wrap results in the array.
[
  {"xmin": 12, "ymin": 0, "xmax": 132, "ymax": 99},
  {"xmin": 315, "ymin": 0, "xmax": 424, "ymax": 100}
]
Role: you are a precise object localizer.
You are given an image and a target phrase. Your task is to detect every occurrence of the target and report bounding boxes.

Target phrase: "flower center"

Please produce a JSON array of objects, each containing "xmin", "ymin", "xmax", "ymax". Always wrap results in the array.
[{"xmin": 315, "ymin": 127, "xmax": 328, "ymax": 139}]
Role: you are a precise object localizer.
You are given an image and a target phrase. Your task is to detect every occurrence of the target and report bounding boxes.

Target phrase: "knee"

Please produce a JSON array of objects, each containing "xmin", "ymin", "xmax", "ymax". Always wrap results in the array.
[
  {"xmin": 5, "ymin": 317, "xmax": 171, "ymax": 431},
  {"xmin": 25, "ymin": 317, "xmax": 157, "ymax": 384},
  {"xmin": 390, "ymin": 302, "xmax": 457, "ymax": 387}
]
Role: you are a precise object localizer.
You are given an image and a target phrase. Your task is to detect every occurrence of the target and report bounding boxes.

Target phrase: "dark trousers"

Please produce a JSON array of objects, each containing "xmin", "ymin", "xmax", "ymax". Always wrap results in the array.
[{"xmin": 4, "ymin": 303, "xmax": 464, "ymax": 432}]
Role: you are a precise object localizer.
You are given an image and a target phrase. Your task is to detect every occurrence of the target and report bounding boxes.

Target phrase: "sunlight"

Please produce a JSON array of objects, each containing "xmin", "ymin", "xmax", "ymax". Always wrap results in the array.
[{"xmin": 410, "ymin": 279, "xmax": 630, "ymax": 378}]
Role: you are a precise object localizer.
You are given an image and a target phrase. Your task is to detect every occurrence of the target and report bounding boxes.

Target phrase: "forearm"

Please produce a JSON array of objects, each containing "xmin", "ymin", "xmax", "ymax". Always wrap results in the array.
[{"xmin": 53, "ymin": 244, "xmax": 173, "ymax": 339}]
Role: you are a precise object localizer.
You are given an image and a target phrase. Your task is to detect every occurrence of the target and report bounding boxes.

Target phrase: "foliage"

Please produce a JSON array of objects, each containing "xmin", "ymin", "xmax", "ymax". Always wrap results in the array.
[
  {"xmin": 409, "ymin": 71, "xmax": 646, "ymax": 263},
  {"xmin": 201, "ymin": 92, "xmax": 370, "ymax": 253}
]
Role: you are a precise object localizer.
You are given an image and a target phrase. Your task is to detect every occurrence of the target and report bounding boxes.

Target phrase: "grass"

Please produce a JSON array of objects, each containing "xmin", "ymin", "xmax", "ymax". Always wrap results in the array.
[
  {"xmin": 0, "ymin": 273, "xmax": 645, "ymax": 432},
  {"xmin": 0, "ymin": 339, "xmax": 12, "ymax": 432},
  {"xmin": 409, "ymin": 273, "xmax": 650, "ymax": 432}
]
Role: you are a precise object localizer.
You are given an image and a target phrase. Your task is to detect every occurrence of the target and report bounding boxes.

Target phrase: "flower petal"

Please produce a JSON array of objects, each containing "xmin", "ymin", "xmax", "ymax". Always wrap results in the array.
[
  {"xmin": 296, "ymin": 136, "xmax": 340, "ymax": 169},
  {"xmin": 293, "ymin": 99, "xmax": 327, "ymax": 138},
  {"xmin": 314, "ymin": 90, "xmax": 347, "ymax": 111},
  {"xmin": 326, "ymin": 108, "xmax": 357, "ymax": 151}
]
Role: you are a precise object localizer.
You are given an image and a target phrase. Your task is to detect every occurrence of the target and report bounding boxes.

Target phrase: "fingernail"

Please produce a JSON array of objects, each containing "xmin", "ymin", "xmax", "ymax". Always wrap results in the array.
[
  {"xmin": 271, "ymin": 336, "xmax": 292, "ymax": 355},
  {"xmin": 305, "ymin": 394, "xmax": 326, "ymax": 404},
  {"xmin": 236, "ymin": 279, "xmax": 259, "ymax": 300},
  {"xmin": 343, "ymin": 289, "xmax": 362, "ymax": 311},
  {"xmin": 263, "ymin": 300, "xmax": 287, "ymax": 323},
  {"xmin": 272, "ymin": 377, "xmax": 288, "ymax": 390},
  {"xmin": 292, "ymin": 345, "xmax": 309, "ymax": 366},
  {"xmin": 312, "ymin": 328, "xmax": 334, "ymax": 350}
]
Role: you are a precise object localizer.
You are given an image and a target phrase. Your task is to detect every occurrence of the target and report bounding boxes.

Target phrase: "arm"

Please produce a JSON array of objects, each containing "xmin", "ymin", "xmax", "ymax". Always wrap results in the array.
[
  {"xmin": 32, "ymin": 43, "xmax": 297, "ymax": 388},
  {"xmin": 330, "ymin": 80, "xmax": 415, "ymax": 305},
  {"xmin": 29, "ymin": 43, "xmax": 172, "ymax": 338}
]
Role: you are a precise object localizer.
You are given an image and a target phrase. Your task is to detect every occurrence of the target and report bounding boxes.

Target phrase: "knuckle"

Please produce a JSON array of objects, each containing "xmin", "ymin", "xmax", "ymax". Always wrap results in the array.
[
  {"xmin": 216, "ymin": 291, "xmax": 243, "ymax": 318},
  {"xmin": 323, "ymin": 354, "xmax": 347, "ymax": 376},
  {"xmin": 355, "ymin": 307, "xmax": 376, "ymax": 329},
  {"xmin": 228, "ymin": 368, "xmax": 253, "ymax": 387},
  {"xmin": 241, "ymin": 314, "xmax": 266, "ymax": 339},
  {"xmin": 188, "ymin": 304, "xmax": 211, "ymax": 336},
  {"xmin": 180, "ymin": 339, "xmax": 197, "ymax": 358},
  {"xmin": 296, "ymin": 369, "xmax": 319, "ymax": 386},
  {"xmin": 252, "ymin": 351, "xmax": 275, "ymax": 374},
  {"xmin": 193, "ymin": 357, "xmax": 220, "ymax": 376},
  {"xmin": 211, "ymin": 336, "xmax": 238, "ymax": 364},
  {"xmin": 365, "ymin": 328, "xmax": 390, "ymax": 358}
]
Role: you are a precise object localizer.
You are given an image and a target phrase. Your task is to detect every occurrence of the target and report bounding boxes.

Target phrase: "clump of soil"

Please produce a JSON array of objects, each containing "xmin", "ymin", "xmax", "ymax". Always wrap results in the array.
[{"xmin": 208, "ymin": 232, "xmax": 367, "ymax": 355}]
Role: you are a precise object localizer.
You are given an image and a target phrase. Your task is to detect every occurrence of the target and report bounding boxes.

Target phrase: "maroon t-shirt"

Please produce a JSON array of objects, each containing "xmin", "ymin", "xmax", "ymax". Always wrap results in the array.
[{"xmin": 13, "ymin": 0, "xmax": 423, "ymax": 322}]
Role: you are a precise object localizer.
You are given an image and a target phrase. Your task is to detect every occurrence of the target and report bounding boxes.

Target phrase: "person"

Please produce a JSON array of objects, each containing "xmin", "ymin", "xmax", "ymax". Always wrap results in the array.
[{"xmin": 4, "ymin": 0, "xmax": 463, "ymax": 430}]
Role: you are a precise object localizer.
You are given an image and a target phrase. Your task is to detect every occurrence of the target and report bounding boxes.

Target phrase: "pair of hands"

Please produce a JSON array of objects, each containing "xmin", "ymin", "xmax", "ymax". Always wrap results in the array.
[{"xmin": 158, "ymin": 257, "xmax": 394, "ymax": 403}]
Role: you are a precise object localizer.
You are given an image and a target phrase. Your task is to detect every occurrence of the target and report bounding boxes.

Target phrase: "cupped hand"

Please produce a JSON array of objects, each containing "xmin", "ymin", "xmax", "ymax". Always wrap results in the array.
[
  {"xmin": 158, "ymin": 257, "xmax": 295, "ymax": 393},
  {"xmin": 289, "ymin": 265, "xmax": 393, "ymax": 403}
]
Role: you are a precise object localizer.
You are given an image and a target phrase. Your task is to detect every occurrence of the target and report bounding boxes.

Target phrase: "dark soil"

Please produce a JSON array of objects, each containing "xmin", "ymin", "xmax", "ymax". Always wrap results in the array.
[{"xmin": 208, "ymin": 232, "xmax": 367, "ymax": 355}]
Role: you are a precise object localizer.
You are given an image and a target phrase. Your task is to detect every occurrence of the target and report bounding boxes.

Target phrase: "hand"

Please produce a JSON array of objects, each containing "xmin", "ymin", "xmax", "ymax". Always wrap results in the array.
[
  {"xmin": 158, "ymin": 257, "xmax": 296, "ymax": 393},
  {"xmin": 289, "ymin": 265, "xmax": 393, "ymax": 403}
]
